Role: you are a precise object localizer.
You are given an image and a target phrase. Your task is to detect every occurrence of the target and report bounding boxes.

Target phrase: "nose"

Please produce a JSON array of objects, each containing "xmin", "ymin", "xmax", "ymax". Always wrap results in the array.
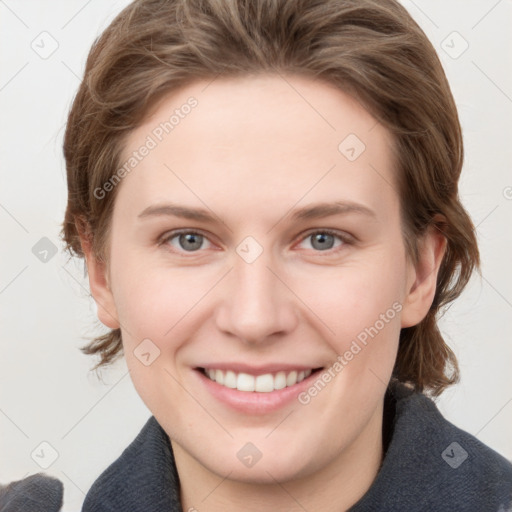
[{"xmin": 214, "ymin": 247, "xmax": 298, "ymax": 345}]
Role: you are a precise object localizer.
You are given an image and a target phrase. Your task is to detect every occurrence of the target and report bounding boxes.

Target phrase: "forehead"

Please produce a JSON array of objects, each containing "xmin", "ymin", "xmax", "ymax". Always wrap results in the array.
[
  {"xmin": 115, "ymin": 74, "xmax": 398, "ymax": 225},
  {"xmin": 133, "ymin": 73, "xmax": 388, "ymax": 155}
]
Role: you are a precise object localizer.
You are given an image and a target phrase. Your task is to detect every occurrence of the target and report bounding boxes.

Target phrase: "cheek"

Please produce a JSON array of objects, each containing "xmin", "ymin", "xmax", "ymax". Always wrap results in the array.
[
  {"xmin": 289, "ymin": 254, "xmax": 407, "ymax": 395},
  {"xmin": 115, "ymin": 267, "xmax": 198, "ymax": 418},
  {"xmin": 293, "ymin": 255, "xmax": 406, "ymax": 337},
  {"xmin": 110, "ymin": 263, "xmax": 219, "ymax": 408},
  {"xmin": 110, "ymin": 254, "xmax": 208, "ymax": 339},
  {"xmin": 292, "ymin": 261, "xmax": 404, "ymax": 428}
]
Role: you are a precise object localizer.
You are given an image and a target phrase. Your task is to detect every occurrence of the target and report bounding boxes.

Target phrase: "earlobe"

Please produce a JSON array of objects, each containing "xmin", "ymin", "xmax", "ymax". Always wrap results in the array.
[
  {"xmin": 78, "ymin": 224, "xmax": 120, "ymax": 330},
  {"xmin": 400, "ymin": 222, "xmax": 447, "ymax": 328}
]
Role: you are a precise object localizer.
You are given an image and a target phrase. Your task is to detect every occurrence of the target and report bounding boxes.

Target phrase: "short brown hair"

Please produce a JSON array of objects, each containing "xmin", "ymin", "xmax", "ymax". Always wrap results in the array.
[{"xmin": 61, "ymin": 0, "xmax": 480, "ymax": 396}]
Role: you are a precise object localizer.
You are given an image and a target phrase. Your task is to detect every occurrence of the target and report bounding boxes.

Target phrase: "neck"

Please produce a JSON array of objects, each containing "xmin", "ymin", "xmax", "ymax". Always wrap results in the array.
[{"xmin": 172, "ymin": 401, "xmax": 385, "ymax": 512}]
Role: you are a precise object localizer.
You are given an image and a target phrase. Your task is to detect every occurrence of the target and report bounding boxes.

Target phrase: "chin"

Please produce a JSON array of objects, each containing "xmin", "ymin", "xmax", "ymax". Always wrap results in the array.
[
  {"xmin": 198, "ymin": 440, "xmax": 320, "ymax": 485},
  {"xmin": 214, "ymin": 459, "xmax": 310, "ymax": 485}
]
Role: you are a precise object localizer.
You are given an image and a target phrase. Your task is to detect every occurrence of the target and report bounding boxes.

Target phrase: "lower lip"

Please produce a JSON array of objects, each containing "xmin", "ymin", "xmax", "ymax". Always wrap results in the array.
[{"xmin": 194, "ymin": 368, "xmax": 322, "ymax": 415}]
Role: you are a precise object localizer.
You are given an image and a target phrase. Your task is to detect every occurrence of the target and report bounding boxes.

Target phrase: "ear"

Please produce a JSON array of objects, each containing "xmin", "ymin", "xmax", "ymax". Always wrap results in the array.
[
  {"xmin": 77, "ymin": 222, "xmax": 120, "ymax": 330},
  {"xmin": 401, "ymin": 219, "xmax": 447, "ymax": 328}
]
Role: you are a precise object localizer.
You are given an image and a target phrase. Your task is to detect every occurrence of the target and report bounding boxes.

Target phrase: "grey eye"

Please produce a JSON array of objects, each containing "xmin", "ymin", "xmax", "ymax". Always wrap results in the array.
[
  {"xmin": 310, "ymin": 232, "xmax": 336, "ymax": 251},
  {"xmin": 173, "ymin": 232, "xmax": 206, "ymax": 251}
]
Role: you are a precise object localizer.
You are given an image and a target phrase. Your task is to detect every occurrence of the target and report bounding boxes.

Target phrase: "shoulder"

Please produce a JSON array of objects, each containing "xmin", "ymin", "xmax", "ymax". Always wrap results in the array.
[
  {"xmin": 0, "ymin": 473, "xmax": 63, "ymax": 512},
  {"xmin": 351, "ymin": 381, "xmax": 512, "ymax": 512},
  {"xmin": 81, "ymin": 415, "xmax": 181, "ymax": 512},
  {"xmin": 401, "ymin": 385, "xmax": 512, "ymax": 478}
]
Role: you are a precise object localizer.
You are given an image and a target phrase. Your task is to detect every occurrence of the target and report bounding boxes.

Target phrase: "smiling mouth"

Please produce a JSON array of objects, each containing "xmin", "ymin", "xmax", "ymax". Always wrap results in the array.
[{"xmin": 199, "ymin": 367, "xmax": 323, "ymax": 392}]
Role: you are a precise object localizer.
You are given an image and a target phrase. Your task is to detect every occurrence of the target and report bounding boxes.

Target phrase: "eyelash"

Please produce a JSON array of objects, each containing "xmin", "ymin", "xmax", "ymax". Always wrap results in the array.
[{"xmin": 158, "ymin": 228, "xmax": 353, "ymax": 256}]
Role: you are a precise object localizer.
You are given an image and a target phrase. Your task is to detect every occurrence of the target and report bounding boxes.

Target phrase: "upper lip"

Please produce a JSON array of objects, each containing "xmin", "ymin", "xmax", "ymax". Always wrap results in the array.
[{"xmin": 196, "ymin": 363, "xmax": 323, "ymax": 376}]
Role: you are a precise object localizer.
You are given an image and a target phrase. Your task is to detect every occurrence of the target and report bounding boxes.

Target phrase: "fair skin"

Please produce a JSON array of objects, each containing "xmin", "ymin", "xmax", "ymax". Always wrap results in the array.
[{"xmin": 81, "ymin": 74, "xmax": 446, "ymax": 511}]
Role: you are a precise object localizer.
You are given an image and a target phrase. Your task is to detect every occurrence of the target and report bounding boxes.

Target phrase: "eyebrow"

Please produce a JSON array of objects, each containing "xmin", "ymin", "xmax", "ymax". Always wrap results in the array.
[{"xmin": 137, "ymin": 201, "xmax": 376, "ymax": 223}]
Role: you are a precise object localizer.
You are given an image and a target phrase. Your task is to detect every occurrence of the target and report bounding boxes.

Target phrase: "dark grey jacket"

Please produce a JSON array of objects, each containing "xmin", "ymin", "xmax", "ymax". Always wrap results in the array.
[{"xmin": 79, "ymin": 380, "xmax": 512, "ymax": 511}]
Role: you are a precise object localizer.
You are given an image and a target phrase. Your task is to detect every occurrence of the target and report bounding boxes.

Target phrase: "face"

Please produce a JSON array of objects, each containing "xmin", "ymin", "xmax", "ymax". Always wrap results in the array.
[{"xmin": 86, "ymin": 74, "xmax": 441, "ymax": 485}]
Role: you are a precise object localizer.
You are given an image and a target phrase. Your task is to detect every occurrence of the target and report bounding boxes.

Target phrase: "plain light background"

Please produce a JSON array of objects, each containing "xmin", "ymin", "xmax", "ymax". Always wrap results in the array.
[{"xmin": 1, "ymin": 1, "xmax": 511, "ymax": 510}]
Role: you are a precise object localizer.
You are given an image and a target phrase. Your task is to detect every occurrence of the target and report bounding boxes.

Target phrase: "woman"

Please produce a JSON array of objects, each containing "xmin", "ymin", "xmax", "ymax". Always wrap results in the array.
[{"xmin": 57, "ymin": 0, "xmax": 512, "ymax": 510}]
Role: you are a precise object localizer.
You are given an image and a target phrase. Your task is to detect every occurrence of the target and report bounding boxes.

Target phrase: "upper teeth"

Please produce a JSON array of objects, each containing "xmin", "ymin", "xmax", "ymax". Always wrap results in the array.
[{"xmin": 205, "ymin": 369, "xmax": 313, "ymax": 392}]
